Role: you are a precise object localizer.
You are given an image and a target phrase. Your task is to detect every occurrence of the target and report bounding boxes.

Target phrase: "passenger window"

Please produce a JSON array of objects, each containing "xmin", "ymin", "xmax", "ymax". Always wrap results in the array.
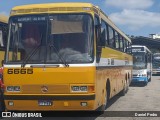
[
  {"xmin": 128, "ymin": 42, "xmax": 131, "ymax": 53},
  {"xmin": 101, "ymin": 20, "xmax": 108, "ymax": 46},
  {"xmin": 115, "ymin": 31, "xmax": 119, "ymax": 49},
  {"xmin": 0, "ymin": 30, "xmax": 3, "ymax": 47},
  {"xmin": 108, "ymin": 26, "xmax": 115, "ymax": 48},
  {"xmin": 123, "ymin": 39, "xmax": 127, "ymax": 52},
  {"xmin": 119, "ymin": 36, "xmax": 124, "ymax": 52}
]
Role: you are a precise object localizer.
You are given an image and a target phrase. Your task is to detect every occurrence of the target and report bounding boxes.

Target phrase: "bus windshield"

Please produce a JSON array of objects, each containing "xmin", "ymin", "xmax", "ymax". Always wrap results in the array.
[
  {"xmin": 153, "ymin": 53, "xmax": 160, "ymax": 69},
  {"xmin": 133, "ymin": 52, "xmax": 146, "ymax": 69},
  {"xmin": 6, "ymin": 14, "xmax": 94, "ymax": 64},
  {"xmin": 153, "ymin": 53, "xmax": 160, "ymax": 61}
]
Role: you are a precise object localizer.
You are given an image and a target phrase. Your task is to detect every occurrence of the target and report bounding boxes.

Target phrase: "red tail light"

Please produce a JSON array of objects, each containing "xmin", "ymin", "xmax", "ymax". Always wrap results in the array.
[{"xmin": 0, "ymin": 79, "xmax": 4, "ymax": 90}]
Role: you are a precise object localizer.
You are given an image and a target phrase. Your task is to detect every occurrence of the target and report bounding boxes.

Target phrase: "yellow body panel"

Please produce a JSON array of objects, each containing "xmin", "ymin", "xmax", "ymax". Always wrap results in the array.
[
  {"xmin": 102, "ymin": 47, "xmax": 132, "ymax": 60},
  {"xmin": 4, "ymin": 67, "xmax": 95, "ymax": 85},
  {"xmin": 4, "ymin": 67, "xmax": 97, "ymax": 110}
]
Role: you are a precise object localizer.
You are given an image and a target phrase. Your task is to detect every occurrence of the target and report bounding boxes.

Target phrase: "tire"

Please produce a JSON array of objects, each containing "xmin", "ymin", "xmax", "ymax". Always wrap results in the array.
[
  {"xmin": 119, "ymin": 79, "xmax": 128, "ymax": 96},
  {"xmin": 144, "ymin": 81, "xmax": 148, "ymax": 86},
  {"xmin": 148, "ymin": 74, "xmax": 152, "ymax": 82}
]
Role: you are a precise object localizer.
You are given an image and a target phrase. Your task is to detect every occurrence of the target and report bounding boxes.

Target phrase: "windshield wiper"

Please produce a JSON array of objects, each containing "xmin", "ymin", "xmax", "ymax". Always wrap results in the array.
[
  {"xmin": 49, "ymin": 44, "xmax": 69, "ymax": 67},
  {"xmin": 21, "ymin": 45, "xmax": 41, "ymax": 68}
]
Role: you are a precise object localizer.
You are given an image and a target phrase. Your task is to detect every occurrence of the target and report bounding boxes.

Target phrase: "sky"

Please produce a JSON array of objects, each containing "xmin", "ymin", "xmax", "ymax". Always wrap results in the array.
[{"xmin": 0, "ymin": 0, "xmax": 160, "ymax": 37}]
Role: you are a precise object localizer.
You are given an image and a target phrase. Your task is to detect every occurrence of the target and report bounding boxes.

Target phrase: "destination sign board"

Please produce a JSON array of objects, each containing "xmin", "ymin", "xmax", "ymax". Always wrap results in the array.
[
  {"xmin": 12, "ymin": 16, "xmax": 46, "ymax": 22},
  {"xmin": 132, "ymin": 47, "xmax": 144, "ymax": 52}
]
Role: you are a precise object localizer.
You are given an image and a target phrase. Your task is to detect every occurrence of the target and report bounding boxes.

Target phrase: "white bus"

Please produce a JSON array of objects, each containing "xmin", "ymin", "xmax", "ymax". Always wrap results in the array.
[
  {"xmin": 152, "ymin": 53, "xmax": 160, "ymax": 75},
  {"xmin": 131, "ymin": 45, "xmax": 152, "ymax": 85}
]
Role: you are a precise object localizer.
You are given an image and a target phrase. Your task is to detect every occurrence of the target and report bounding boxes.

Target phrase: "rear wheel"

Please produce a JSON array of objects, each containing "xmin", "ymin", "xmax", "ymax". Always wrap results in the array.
[{"xmin": 119, "ymin": 79, "xmax": 128, "ymax": 96}]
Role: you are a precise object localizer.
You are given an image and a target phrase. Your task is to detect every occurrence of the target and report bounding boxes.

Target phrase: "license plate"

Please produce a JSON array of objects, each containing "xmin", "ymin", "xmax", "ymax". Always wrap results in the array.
[
  {"xmin": 139, "ymin": 80, "xmax": 144, "ymax": 81},
  {"xmin": 38, "ymin": 100, "xmax": 52, "ymax": 106}
]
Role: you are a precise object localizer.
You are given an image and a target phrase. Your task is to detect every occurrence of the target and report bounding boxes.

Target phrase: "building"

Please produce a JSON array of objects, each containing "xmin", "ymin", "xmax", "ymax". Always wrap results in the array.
[
  {"xmin": 131, "ymin": 36, "xmax": 160, "ymax": 53},
  {"xmin": 149, "ymin": 34, "xmax": 160, "ymax": 39}
]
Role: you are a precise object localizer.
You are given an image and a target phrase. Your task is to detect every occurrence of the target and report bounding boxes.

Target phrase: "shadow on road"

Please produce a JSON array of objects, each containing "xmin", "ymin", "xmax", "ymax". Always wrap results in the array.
[{"xmin": 106, "ymin": 93, "xmax": 121, "ymax": 110}]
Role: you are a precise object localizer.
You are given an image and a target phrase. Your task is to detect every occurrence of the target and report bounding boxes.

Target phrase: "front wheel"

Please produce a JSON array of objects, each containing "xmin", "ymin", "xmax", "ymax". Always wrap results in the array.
[
  {"xmin": 98, "ymin": 89, "xmax": 107, "ymax": 112},
  {"xmin": 148, "ymin": 74, "xmax": 152, "ymax": 82}
]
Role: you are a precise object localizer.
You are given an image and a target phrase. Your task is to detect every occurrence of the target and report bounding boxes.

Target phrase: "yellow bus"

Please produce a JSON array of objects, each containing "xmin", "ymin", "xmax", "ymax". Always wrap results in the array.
[
  {"xmin": 3, "ymin": 3, "xmax": 132, "ymax": 111},
  {"xmin": 0, "ymin": 14, "xmax": 8, "ymax": 67},
  {"xmin": 0, "ymin": 14, "xmax": 8, "ymax": 111}
]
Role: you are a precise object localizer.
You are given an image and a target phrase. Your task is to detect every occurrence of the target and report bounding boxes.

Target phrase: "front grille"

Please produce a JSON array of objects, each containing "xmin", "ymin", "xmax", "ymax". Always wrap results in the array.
[
  {"xmin": 133, "ymin": 74, "xmax": 138, "ymax": 77},
  {"xmin": 22, "ymin": 85, "xmax": 70, "ymax": 94}
]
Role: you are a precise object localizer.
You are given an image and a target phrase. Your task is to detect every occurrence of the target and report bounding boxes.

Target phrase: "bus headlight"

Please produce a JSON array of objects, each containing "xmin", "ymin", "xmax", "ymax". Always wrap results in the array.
[
  {"xmin": 14, "ymin": 86, "xmax": 20, "ymax": 91},
  {"xmin": 80, "ymin": 86, "xmax": 88, "ymax": 91},
  {"xmin": 71, "ymin": 86, "xmax": 88, "ymax": 92},
  {"xmin": 142, "ymin": 74, "xmax": 147, "ymax": 76},
  {"xmin": 72, "ymin": 86, "xmax": 80, "ymax": 91},
  {"xmin": 7, "ymin": 86, "xmax": 20, "ymax": 92},
  {"xmin": 7, "ymin": 86, "xmax": 14, "ymax": 91}
]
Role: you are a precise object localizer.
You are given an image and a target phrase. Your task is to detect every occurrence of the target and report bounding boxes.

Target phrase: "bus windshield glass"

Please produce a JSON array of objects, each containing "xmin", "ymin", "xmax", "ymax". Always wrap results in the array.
[
  {"xmin": 153, "ymin": 53, "xmax": 160, "ymax": 69},
  {"xmin": 133, "ymin": 52, "xmax": 146, "ymax": 69},
  {"xmin": 153, "ymin": 53, "xmax": 160, "ymax": 61},
  {"xmin": 6, "ymin": 14, "xmax": 94, "ymax": 64}
]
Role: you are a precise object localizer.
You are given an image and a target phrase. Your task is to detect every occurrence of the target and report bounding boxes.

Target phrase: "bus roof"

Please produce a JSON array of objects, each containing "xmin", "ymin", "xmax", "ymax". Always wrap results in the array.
[
  {"xmin": 0, "ymin": 14, "xmax": 8, "ymax": 23},
  {"xmin": 11, "ymin": 2, "xmax": 93, "ymax": 12}
]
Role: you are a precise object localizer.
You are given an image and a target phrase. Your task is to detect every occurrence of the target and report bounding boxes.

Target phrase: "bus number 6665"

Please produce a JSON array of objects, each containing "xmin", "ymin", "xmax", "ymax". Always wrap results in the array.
[{"xmin": 7, "ymin": 69, "xmax": 33, "ymax": 74}]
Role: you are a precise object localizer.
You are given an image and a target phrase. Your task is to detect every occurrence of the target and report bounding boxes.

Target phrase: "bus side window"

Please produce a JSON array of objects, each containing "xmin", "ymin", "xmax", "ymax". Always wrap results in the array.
[
  {"xmin": 0, "ymin": 23, "xmax": 7, "ymax": 48},
  {"xmin": 0, "ymin": 30, "xmax": 3, "ymax": 47},
  {"xmin": 123, "ymin": 38, "xmax": 127, "ymax": 52},
  {"xmin": 108, "ymin": 26, "xmax": 115, "ymax": 48},
  {"xmin": 129, "ymin": 42, "xmax": 132, "ymax": 54},
  {"xmin": 101, "ymin": 20, "xmax": 108, "ymax": 46},
  {"xmin": 119, "ymin": 35, "xmax": 124, "ymax": 52},
  {"xmin": 115, "ymin": 31, "xmax": 119, "ymax": 49}
]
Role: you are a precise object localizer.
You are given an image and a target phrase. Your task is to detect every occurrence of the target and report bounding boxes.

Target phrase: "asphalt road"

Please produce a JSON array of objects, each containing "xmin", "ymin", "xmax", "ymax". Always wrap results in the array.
[{"xmin": 2, "ymin": 76, "xmax": 160, "ymax": 120}]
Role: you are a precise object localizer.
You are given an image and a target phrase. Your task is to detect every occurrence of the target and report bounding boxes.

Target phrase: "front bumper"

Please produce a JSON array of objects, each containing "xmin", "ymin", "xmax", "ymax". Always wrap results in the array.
[
  {"xmin": 4, "ymin": 94, "xmax": 96, "ymax": 111},
  {"xmin": 132, "ymin": 76, "xmax": 148, "ymax": 83}
]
